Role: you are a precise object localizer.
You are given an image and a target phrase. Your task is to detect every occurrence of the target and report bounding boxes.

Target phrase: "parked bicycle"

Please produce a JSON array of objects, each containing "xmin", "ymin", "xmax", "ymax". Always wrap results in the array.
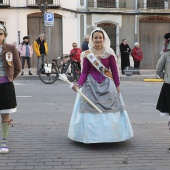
[{"xmin": 39, "ymin": 54, "xmax": 81, "ymax": 84}]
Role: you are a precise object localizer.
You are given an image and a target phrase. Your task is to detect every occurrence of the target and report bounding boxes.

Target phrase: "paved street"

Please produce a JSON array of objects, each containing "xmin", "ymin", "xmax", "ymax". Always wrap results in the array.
[{"xmin": 0, "ymin": 79, "xmax": 170, "ymax": 170}]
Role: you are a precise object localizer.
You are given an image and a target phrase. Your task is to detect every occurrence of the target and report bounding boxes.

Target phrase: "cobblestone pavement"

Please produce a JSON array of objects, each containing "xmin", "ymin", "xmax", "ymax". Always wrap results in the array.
[{"xmin": 0, "ymin": 122, "xmax": 170, "ymax": 170}]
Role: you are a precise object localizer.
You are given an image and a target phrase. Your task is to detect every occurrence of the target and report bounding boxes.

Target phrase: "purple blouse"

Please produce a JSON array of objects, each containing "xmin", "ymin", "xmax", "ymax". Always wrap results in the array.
[
  {"xmin": 0, "ymin": 76, "xmax": 9, "ymax": 84},
  {"xmin": 78, "ymin": 55, "xmax": 120, "ymax": 87}
]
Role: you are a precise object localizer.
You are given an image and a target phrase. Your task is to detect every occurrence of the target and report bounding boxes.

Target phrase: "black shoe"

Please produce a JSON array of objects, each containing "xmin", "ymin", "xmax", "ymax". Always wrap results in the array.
[
  {"xmin": 29, "ymin": 71, "xmax": 32, "ymax": 75},
  {"xmin": 21, "ymin": 71, "xmax": 24, "ymax": 76}
]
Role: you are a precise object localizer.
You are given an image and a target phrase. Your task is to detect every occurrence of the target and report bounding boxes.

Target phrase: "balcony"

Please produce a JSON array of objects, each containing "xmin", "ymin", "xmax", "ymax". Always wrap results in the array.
[
  {"xmin": 27, "ymin": 0, "xmax": 60, "ymax": 9},
  {"xmin": 0, "ymin": 0, "xmax": 10, "ymax": 8},
  {"xmin": 88, "ymin": 0, "xmax": 126, "ymax": 8},
  {"xmin": 138, "ymin": 1, "xmax": 170, "ymax": 9}
]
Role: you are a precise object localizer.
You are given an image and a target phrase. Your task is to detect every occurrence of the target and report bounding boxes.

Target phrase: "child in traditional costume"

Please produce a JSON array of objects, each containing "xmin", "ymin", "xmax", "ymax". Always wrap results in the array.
[
  {"xmin": 68, "ymin": 27, "xmax": 133, "ymax": 144},
  {"xmin": 0, "ymin": 24, "xmax": 21, "ymax": 153},
  {"xmin": 156, "ymin": 33, "xmax": 170, "ymax": 152}
]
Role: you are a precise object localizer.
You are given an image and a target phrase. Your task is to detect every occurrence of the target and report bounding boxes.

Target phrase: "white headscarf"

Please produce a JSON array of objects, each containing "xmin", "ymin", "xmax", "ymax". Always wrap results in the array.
[
  {"xmin": 88, "ymin": 27, "xmax": 117, "ymax": 60},
  {"xmin": 80, "ymin": 27, "xmax": 118, "ymax": 71}
]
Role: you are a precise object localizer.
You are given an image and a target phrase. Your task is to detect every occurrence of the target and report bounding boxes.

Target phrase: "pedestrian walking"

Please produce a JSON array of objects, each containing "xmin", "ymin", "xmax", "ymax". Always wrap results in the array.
[
  {"xmin": 119, "ymin": 39, "xmax": 131, "ymax": 74},
  {"xmin": 0, "ymin": 24, "xmax": 21, "ymax": 154},
  {"xmin": 19, "ymin": 36, "xmax": 33, "ymax": 75},
  {"xmin": 33, "ymin": 33, "xmax": 48, "ymax": 74},
  {"xmin": 68, "ymin": 27, "xmax": 133, "ymax": 144},
  {"xmin": 70, "ymin": 42, "xmax": 82, "ymax": 70},
  {"xmin": 156, "ymin": 33, "xmax": 170, "ymax": 152},
  {"xmin": 81, "ymin": 35, "xmax": 89, "ymax": 51}
]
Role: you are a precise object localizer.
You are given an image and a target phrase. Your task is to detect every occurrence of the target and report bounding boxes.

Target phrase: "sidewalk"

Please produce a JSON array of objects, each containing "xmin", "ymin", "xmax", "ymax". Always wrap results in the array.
[
  {"xmin": 16, "ymin": 69, "xmax": 158, "ymax": 81},
  {"xmin": 0, "ymin": 122, "xmax": 169, "ymax": 170}
]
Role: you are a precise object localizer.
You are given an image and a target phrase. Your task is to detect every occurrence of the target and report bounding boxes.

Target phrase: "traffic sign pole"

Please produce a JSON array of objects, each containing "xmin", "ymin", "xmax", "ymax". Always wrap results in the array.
[
  {"xmin": 48, "ymin": 27, "xmax": 52, "ymax": 63},
  {"xmin": 44, "ymin": 12, "xmax": 54, "ymax": 63}
]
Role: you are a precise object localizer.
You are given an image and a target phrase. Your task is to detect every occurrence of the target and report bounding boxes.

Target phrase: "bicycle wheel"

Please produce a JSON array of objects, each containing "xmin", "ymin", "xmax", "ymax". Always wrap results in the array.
[
  {"xmin": 72, "ymin": 64, "xmax": 81, "ymax": 82},
  {"xmin": 61, "ymin": 62, "xmax": 76, "ymax": 82},
  {"xmin": 39, "ymin": 66, "xmax": 59, "ymax": 84}
]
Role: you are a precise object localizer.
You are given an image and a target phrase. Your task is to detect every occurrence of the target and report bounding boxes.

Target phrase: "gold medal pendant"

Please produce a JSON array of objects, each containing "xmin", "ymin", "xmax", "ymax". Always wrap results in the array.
[{"xmin": 6, "ymin": 52, "xmax": 13, "ymax": 66}]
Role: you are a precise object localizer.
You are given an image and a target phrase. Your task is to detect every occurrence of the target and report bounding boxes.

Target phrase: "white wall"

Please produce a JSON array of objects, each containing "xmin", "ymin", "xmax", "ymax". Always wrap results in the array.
[
  {"xmin": 60, "ymin": 0, "xmax": 77, "ymax": 11},
  {"xmin": 10, "ymin": 0, "xmax": 27, "ymax": 7},
  {"xmin": 0, "ymin": 9, "xmax": 19, "ymax": 45},
  {"xmin": 92, "ymin": 14, "xmax": 122, "ymax": 27},
  {"xmin": 62, "ymin": 11, "xmax": 78, "ymax": 54}
]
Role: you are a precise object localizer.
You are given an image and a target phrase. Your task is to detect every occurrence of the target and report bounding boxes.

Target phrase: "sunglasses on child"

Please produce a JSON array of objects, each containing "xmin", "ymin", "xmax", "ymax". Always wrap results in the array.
[{"xmin": 0, "ymin": 33, "xmax": 4, "ymax": 35}]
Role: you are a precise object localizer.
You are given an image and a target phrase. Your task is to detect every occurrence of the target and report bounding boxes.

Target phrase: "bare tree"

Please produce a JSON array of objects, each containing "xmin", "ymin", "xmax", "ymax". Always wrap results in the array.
[{"xmin": 37, "ymin": 0, "xmax": 48, "ymax": 34}]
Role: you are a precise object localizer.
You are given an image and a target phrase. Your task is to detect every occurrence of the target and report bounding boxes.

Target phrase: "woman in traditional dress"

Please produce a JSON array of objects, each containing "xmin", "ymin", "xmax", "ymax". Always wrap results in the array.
[
  {"xmin": 68, "ymin": 27, "xmax": 133, "ymax": 144},
  {"xmin": 156, "ymin": 33, "xmax": 170, "ymax": 152},
  {"xmin": 0, "ymin": 24, "xmax": 21, "ymax": 153}
]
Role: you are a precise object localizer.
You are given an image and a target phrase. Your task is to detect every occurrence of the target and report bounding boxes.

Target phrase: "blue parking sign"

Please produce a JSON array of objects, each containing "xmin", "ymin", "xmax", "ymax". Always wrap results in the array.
[{"xmin": 44, "ymin": 12, "xmax": 54, "ymax": 26}]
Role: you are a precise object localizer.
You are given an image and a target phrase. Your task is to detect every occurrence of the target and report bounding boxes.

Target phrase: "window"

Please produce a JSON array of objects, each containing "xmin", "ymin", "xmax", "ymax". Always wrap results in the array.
[
  {"xmin": 97, "ymin": 0, "xmax": 116, "ymax": 8},
  {"xmin": 147, "ymin": 0, "xmax": 165, "ymax": 9},
  {"xmin": 0, "ymin": 21, "xmax": 4, "ymax": 25},
  {"xmin": 36, "ymin": 0, "xmax": 53, "ymax": 4},
  {"xmin": 0, "ymin": 0, "xmax": 3, "ymax": 4}
]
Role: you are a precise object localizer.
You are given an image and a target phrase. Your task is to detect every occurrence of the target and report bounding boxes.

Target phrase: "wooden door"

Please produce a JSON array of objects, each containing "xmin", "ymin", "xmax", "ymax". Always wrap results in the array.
[
  {"xmin": 27, "ymin": 12, "xmax": 62, "ymax": 68},
  {"xmin": 139, "ymin": 16, "xmax": 170, "ymax": 69},
  {"xmin": 97, "ymin": 23, "xmax": 116, "ymax": 52}
]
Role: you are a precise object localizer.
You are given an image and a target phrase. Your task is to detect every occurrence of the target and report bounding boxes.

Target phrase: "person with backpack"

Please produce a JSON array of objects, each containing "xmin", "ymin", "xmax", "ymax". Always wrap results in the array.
[{"xmin": 19, "ymin": 36, "xmax": 33, "ymax": 75}]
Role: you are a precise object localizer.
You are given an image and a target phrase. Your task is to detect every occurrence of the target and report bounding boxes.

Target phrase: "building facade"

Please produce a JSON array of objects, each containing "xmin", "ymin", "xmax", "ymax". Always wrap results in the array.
[{"xmin": 0, "ymin": 0, "xmax": 170, "ymax": 68}]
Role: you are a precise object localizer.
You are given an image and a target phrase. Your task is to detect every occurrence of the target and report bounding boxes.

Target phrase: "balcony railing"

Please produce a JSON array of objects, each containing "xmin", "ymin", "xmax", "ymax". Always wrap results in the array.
[
  {"xmin": 0, "ymin": 0, "xmax": 10, "ymax": 8},
  {"xmin": 88, "ymin": 0, "xmax": 126, "ymax": 8},
  {"xmin": 138, "ymin": 2, "xmax": 170, "ymax": 9},
  {"xmin": 27, "ymin": 0, "xmax": 60, "ymax": 8}
]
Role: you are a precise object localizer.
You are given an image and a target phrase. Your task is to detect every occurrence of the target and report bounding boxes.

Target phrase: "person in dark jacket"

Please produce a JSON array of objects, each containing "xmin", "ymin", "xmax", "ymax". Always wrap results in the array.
[
  {"xmin": 0, "ymin": 24, "xmax": 21, "ymax": 154},
  {"xmin": 119, "ymin": 39, "xmax": 131, "ymax": 74},
  {"xmin": 81, "ymin": 35, "xmax": 89, "ymax": 52}
]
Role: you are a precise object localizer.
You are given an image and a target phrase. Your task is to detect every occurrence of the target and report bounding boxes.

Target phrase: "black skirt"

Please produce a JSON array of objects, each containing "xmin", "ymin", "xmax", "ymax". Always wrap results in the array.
[
  {"xmin": 0, "ymin": 82, "xmax": 17, "ymax": 110},
  {"xmin": 156, "ymin": 83, "xmax": 170, "ymax": 114}
]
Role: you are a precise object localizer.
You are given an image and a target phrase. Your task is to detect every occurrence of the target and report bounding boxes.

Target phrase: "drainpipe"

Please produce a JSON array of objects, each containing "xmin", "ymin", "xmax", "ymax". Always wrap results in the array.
[
  {"xmin": 144, "ymin": 0, "xmax": 147, "ymax": 9},
  {"xmin": 116, "ymin": 0, "xmax": 119, "ymax": 8},
  {"xmin": 134, "ymin": 0, "xmax": 138, "ymax": 42},
  {"xmin": 94, "ymin": 0, "xmax": 97, "ymax": 8},
  {"xmin": 17, "ymin": 0, "xmax": 20, "ymax": 45}
]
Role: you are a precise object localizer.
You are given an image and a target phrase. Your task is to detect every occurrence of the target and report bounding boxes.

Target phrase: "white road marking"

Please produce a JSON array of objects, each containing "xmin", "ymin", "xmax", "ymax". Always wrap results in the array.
[
  {"xmin": 14, "ymin": 83, "xmax": 24, "ymax": 85},
  {"xmin": 16, "ymin": 96, "xmax": 32, "ymax": 98}
]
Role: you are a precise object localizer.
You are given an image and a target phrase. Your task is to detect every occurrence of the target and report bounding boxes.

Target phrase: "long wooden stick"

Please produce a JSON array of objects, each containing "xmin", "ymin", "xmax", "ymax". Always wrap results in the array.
[{"xmin": 59, "ymin": 74, "xmax": 102, "ymax": 113}]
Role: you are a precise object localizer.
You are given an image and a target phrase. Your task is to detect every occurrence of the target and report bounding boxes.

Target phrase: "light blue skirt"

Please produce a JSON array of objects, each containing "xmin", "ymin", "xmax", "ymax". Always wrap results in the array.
[{"xmin": 68, "ymin": 92, "xmax": 133, "ymax": 144}]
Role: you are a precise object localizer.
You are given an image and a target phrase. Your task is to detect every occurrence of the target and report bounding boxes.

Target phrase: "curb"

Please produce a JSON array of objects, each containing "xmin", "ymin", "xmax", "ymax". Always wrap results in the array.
[
  {"xmin": 15, "ymin": 75, "xmax": 39, "ymax": 80},
  {"xmin": 15, "ymin": 75, "xmax": 162, "ymax": 82},
  {"xmin": 143, "ymin": 78, "xmax": 164, "ymax": 82},
  {"xmin": 120, "ymin": 75, "xmax": 157, "ymax": 81}
]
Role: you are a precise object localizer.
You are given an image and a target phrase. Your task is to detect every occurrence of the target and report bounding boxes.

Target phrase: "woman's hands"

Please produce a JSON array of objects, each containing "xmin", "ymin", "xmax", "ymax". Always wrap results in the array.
[
  {"xmin": 72, "ymin": 84, "xmax": 80, "ymax": 92},
  {"xmin": 116, "ymin": 86, "xmax": 120, "ymax": 93}
]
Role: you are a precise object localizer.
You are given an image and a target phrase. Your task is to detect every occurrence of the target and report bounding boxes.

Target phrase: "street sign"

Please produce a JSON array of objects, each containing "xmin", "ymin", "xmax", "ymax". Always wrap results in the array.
[{"xmin": 44, "ymin": 12, "xmax": 54, "ymax": 26}]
